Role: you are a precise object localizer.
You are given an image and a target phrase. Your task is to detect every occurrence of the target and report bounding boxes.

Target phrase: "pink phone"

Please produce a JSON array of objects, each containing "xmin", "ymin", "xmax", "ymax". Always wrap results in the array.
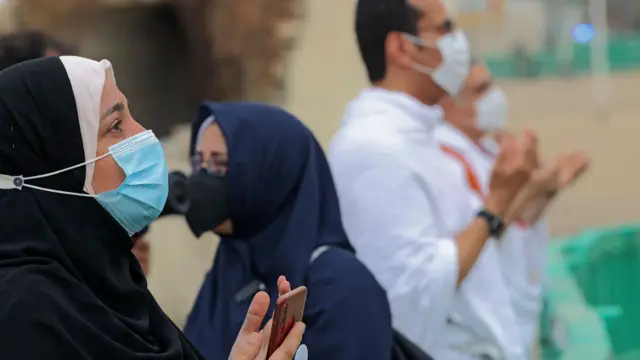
[{"xmin": 266, "ymin": 286, "xmax": 307, "ymax": 358}]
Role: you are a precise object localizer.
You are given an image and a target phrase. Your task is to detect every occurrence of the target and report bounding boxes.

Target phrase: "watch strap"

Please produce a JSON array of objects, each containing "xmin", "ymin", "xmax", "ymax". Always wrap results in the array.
[{"xmin": 477, "ymin": 209, "xmax": 505, "ymax": 237}]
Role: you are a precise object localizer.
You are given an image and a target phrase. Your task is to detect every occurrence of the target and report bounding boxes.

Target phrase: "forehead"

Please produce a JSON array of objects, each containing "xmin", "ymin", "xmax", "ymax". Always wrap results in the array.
[
  {"xmin": 463, "ymin": 64, "xmax": 492, "ymax": 90},
  {"xmin": 197, "ymin": 123, "xmax": 227, "ymax": 153},
  {"xmin": 100, "ymin": 75, "xmax": 121, "ymax": 109},
  {"xmin": 409, "ymin": 0, "xmax": 448, "ymax": 28}
]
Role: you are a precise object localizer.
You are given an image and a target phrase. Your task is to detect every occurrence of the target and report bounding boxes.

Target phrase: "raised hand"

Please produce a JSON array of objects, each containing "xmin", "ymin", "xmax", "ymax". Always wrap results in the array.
[
  {"xmin": 506, "ymin": 151, "xmax": 589, "ymax": 225},
  {"xmin": 228, "ymin": 292, "xmax": 271, "ymax": 360},
  {"xmin": 552, "ymin": 152, "xmax": 590, "ymax": 190},
  {"xmin": 486, "ymin": 129, "xmax": 540, "ymax": 216},
  {"xmin": 524, "ymin": 151, "xmax": 590, "ymax": 198},
  {"xmin": 228, "ymin": 276, "xmax": 306, "ymax": 360}
]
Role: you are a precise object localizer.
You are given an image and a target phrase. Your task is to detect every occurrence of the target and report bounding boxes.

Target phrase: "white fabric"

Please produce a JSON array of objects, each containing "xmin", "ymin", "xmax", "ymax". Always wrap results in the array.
[
  {"xmin": 60, "ymin": 56, "xmax": 113, "ymax": 194},
  {"xmin": 434, "ymin": 123, "xmax": 549, "ymax": 358},
  {"xmin": 294, "ymin": 344, "xmax": 308, "ymax": 360},
  {"xmin": 329, "ymin": 88, "xmax": 528, "ymax": 360},
  {"xmin": 195, "ymin": 115, "xmax": 216, "ymax": 150}
]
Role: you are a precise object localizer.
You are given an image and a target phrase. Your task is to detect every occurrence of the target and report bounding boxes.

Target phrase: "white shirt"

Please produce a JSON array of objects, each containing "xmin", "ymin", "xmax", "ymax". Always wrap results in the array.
[
  {"xmin": 434, "ymin": 124, "xmax": 549, "ymax": 356},
  {"xmin": 328, "ymin": 88, "xmax": 527, "ymax": 360}
]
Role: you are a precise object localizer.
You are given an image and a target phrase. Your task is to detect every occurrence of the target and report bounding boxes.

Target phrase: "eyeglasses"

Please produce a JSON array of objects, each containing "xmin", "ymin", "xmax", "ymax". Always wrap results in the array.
[{"xmin": 191, "ymin": 151, "xmax": 228, "ymax": 176}]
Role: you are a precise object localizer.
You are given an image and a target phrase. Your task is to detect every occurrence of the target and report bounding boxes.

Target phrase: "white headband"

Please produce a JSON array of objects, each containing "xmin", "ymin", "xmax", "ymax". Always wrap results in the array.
[
  {"xmin": 195, "ymin": 115, "xmax": 216, "ymax": 151},
  {"xmin": 60, "ymin": 56, "xmax": 114, "ymax": 194}
]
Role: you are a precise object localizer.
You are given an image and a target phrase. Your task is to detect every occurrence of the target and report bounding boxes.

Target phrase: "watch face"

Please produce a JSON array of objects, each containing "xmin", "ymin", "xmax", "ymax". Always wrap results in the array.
[{"xmin": 478, "ymin": 209, "xmax": 504, "ymax": 236}]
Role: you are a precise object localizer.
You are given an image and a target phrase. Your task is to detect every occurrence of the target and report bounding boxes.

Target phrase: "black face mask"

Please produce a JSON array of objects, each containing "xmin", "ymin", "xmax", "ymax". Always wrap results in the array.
[
  {"xmin": 184, "ymin": 170, "xmax": 229, "ymax": 237},
  {"xmin": 162, "ymin": 171, "xmax": 191, "ymax": 217}
]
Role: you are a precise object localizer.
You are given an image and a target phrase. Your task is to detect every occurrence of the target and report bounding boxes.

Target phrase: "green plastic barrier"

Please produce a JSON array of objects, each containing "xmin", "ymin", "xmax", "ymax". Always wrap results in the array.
[
  {"xmin": 540, "ymin": 241, "xmax": 612, "ymax": 360},
  {"xmin": 484, "ymin": 32, "xmax": 640, "ymax": 79},
  {"xmin": 541, "ymin": 225, "xmax": 640, "ymax": 359}
]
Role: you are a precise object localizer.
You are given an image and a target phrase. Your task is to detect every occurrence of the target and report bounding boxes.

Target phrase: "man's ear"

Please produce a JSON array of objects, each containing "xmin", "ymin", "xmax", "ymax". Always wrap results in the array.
[{"xmin": 387, "ymin": 32, "xmax": 416, "ymax": 69}]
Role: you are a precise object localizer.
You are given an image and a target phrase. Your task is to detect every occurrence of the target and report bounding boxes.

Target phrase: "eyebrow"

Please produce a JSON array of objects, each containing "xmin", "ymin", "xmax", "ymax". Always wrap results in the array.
[
  {"xmin": 196, "ymin": 150, "xmax": 228, "ymax": 160},
  {"xmin": 100, "ymin": 102, "xmax": 125, "ymax": 121}
]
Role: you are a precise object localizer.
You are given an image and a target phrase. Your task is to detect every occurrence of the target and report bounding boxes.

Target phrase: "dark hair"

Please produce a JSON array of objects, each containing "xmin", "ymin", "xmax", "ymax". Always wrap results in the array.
[
  {"xmin": 0, "ymin": 30, "xmax": 74, "ymax": 71},
  {"xmin": 355, "ymin": 0, "xmax": 422, "ymax": 82}
]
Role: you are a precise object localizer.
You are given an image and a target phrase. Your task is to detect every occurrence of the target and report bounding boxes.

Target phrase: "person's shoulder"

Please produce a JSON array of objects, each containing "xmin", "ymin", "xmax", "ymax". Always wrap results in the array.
[
  {"xmin": 0, "ymin": 265, "xmax": 73, "ymax": 324},
  {"xmin": 307, "ymin": 247, "xmax": 388, "ymax": 301},
  {"xmin": 336, "ymin": 113, "xmax": 405, "ymax": 148},
  {"xmin": 329, "ymin": 118, "xmax": 410, "ymax": 174},
  {"xmin": 433, "ymin": 124, "xmax": 458, "ymax": 144},
  {"xmin": 303, "ymin": 248, "xmax": 393, "ymax": 354}
]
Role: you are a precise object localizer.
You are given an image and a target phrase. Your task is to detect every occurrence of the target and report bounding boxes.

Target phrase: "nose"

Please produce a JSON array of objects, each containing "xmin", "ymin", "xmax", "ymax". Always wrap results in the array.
[
  {"xmin": 197, "ymin": 152, "xmax": 215, "ymax": 171},
  {"xmin": 130, "ymin": 118, "xmax": 147, "ymax": 136}
]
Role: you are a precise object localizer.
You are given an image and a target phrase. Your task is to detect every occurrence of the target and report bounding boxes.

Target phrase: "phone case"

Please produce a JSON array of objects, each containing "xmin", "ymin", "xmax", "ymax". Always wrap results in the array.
[{"xmin": 266, "ymin": 286, "xmax": 307, "ymax": 357}]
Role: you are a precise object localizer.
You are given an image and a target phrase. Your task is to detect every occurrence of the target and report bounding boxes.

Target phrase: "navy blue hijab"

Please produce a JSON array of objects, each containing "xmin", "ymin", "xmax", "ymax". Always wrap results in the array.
[{"xmin": 183, "ymin": 103, "xmax": 392, "ymax": 360}]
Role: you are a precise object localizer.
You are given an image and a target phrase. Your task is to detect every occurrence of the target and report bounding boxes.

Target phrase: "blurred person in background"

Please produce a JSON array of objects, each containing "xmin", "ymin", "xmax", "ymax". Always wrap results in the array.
[
  {"xmin": 0, "ymin": 56, "xmax": 303, "ymax": 360},
  {"xmin": 435, "ymin": 61, "xmax": 590, "ymax": 358},
  {"xmin": 0, "ymin": 29, "xmax": 154, "ymax": 275},
  {"xmin": 0, "ymin": 29, "xmax": 75, "ymax": 71},
  {"xmin": 179, "ymin": 102, "xmax": 393, "ymax": 360},
  {"xmin": 329, "ymin": 0, "xmax": 539, "ymax": 358}
]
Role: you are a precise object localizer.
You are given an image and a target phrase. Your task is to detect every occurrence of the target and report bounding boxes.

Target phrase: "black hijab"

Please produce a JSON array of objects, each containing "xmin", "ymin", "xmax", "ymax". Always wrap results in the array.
[{"xmin": 0, "ymin": 57, "xmax": 202, "ymax": 359}]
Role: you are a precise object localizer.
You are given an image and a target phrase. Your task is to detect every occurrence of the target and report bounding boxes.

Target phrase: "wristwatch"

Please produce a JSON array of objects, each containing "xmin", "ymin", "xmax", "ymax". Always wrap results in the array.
[{"xmin": 476, "ymin": 209, "xmax": 505, "ymax": 237}]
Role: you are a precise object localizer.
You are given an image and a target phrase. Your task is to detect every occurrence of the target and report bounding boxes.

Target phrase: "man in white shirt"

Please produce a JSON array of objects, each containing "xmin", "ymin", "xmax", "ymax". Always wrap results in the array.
[
  {"xmin": 329, "ymin": 0, "xmax": 540, "ymax": 358},
  {"xmin": 434, "ymin": 62, "xmax": 590, "ymax": 358}
]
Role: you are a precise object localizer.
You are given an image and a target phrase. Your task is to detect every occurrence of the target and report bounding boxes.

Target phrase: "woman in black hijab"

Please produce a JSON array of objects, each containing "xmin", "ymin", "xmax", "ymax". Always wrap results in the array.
[{"xmin": 0, "ymin": 56, "xmax": 303, "ymax": 360}]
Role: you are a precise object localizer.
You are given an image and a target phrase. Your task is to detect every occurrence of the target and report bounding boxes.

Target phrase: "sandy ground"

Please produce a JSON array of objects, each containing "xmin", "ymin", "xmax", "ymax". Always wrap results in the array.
[{"xmin": 147, "ymin": 0, "xmax": 640, "ymax": 329}]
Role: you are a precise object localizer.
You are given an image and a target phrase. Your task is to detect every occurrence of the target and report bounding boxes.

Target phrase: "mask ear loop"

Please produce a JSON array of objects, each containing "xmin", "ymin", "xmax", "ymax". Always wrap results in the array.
[
  {"xmin": 0, "ymin": 152, "xmax": 111, "ymax": 197},
  {"xmin": 403, "ymin": 33, "xmax": 426, "ymax": 47},
  {"xmin": 402, "ymin": 33, "xmax": 437, "ymax": 75}
]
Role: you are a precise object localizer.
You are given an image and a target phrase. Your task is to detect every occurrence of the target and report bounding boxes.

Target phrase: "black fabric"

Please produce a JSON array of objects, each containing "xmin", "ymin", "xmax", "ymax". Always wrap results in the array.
[
  {"xmin": 391, "ymin": 330, "xmax": 434, "ymax": 360},
  {"xmin": 185, "ymin": 170, "xmax": 229, "ymax": 237},
  {"xmin": 0, "ymin": 57, "xmax": 202, "ymax": 360}
]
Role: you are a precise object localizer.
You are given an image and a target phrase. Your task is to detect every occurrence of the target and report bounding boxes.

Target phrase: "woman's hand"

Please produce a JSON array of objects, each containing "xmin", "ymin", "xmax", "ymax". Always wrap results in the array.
[{"xmin": 229, "ymin": 276, "xmax": 306, "ymax": 360}]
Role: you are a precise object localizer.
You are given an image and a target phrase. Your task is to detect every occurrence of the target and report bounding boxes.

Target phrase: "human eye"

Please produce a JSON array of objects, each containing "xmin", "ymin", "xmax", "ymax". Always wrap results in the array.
[
  {"xmin": 109, "ymin": 118, "xmax": 123, "ymax": 133},
  {"xmin": 207, "ymin": 155, "xmax": 228, "ymax": 176}
]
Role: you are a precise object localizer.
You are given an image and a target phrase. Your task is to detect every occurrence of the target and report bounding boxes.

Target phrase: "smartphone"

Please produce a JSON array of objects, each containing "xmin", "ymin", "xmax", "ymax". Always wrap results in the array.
[{"xmin": 266, "ymin": 286, "xmax": 307, "ymax": 358}]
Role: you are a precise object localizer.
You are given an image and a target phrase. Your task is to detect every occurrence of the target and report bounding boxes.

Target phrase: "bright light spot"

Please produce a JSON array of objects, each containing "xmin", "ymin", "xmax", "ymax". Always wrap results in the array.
[{"xmin": 573, "ymin": 23, "xmax": 595, "ymax": 44}]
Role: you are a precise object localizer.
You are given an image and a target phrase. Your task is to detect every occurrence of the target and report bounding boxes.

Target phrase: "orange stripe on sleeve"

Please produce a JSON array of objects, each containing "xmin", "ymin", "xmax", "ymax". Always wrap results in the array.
[{"xmin": 439, "ymin": 144, "xmax": 528, "ymax": 229}]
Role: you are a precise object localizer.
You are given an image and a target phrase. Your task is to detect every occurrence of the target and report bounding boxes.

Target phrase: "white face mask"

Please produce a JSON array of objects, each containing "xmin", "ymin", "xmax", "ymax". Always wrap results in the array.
[
  {"xmin": 403, "ymin": 29, "xmax": 471, "ymax": 96},
  {"xmin": 475, "ymin": 87, "xmax": 508, "ymax": 131}
]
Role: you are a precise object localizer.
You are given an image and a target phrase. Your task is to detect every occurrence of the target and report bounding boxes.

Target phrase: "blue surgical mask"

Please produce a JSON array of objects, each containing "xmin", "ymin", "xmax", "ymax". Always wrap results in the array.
[{"xmin": 0, "ymin": 130, "xmax": 168, "ymax": 236}]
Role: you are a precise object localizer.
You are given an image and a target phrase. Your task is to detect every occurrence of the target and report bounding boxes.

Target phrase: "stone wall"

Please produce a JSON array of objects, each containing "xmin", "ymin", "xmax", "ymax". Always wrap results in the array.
[
  {"xmin": 202, "ymin": 0, "xmax": 304, "ymax": 103},
  {"xmin": 12, "ymin": 0, "xmax": 304, "ymax": 104}
]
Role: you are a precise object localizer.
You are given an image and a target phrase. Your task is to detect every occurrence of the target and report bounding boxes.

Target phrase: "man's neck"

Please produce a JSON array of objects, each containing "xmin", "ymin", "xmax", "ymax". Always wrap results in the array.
[
  {"xmin": 450, "ymin": 123, "xmax": 485, "ymax": 148},
  {"xmin": 375, "ymin": 77, "xmax": 440, "ymax": 106}
]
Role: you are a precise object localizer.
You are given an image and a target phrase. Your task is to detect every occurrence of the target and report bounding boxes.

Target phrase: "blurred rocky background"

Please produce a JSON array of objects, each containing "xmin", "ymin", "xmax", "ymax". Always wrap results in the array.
[{"xmin": 7, "ymin": 0, "xmax": 302, "ymax": 137}]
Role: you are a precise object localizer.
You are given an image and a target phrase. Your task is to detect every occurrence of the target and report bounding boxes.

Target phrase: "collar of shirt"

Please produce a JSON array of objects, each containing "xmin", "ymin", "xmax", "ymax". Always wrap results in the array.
[{"xmin": 436, "ymin": 122, "xmax": 496, "ymax": 162}]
